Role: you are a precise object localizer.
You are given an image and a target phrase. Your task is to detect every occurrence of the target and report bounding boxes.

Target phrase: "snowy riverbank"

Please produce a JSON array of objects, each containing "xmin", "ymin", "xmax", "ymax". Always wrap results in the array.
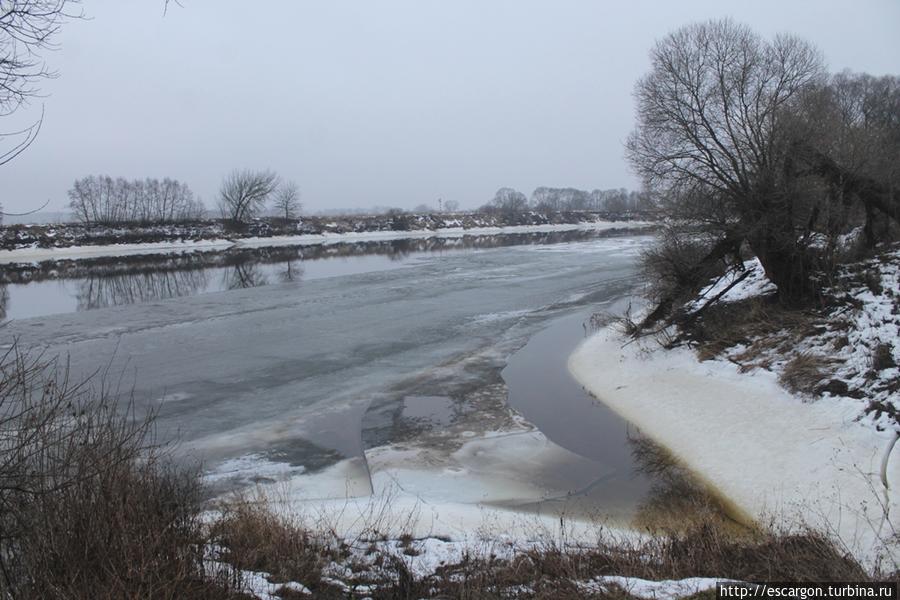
[
  {"xmin": 0, "ymin": 219, "xmax": 654, "ymax": 265},
  {"xmin": 568, "ymin": 253, "xmax": 900, "ymax": 568}
]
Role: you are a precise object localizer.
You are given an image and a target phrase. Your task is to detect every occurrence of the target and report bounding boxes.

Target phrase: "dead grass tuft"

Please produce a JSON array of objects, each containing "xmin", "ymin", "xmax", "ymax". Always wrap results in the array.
[
  {"xmin": 779, "ymin": 353, "xmax": 833, "ymax": 395},
  {"xmin": 210, "ymin": 495, "xmax": 338, "ymax": 592},
  {"xmin": 685, "ymin": 296, "xmax": 816, "ymax": 365}
]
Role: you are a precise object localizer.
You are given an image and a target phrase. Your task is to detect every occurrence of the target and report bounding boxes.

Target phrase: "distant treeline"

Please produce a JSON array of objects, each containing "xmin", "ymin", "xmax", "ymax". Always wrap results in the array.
[
  {"xmin": 68, "ymin": 176, "xmax": 206, "ymax": 225},
  {"xmin": 63, "ymin": 173, "xmax": 648, "ymax": 227},
  {"xmin": 480, "ymin": 187, "xmax": 651, "ymax": 214}
]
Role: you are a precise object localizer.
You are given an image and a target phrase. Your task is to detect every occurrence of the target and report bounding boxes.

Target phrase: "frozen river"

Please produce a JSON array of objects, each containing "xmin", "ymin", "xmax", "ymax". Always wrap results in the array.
[{"xmin": 1, "ymin": 230, "xmax": 708, "ymax": 528}]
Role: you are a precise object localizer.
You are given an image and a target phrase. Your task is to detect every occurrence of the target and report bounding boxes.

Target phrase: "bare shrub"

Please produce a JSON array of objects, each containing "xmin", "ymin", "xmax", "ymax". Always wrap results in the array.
[
  {"xmin": 0, "ymin": 345, "xmax": 240, "ymax": 599},
  {"xmin": 590, "ymin": 304, "xmax": 642, "ymax": 337},
  {"xmin": 587, "ymin": 312, "xmax": 615, "ymax": 332},
  {"xmin": 639, "ymin": 226, "xmax": 721, "ymax": 307}
]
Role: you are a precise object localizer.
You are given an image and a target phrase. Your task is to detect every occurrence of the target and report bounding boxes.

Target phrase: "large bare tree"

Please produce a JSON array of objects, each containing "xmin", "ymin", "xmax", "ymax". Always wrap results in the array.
[
  {"xmin": 217, "ymin": 169, "xmax": 280, "ymax": 224},
  {"xmin": 627, "ymin": 19, "xmax": 828, "ymax": 302},
  {"xmin": 1, "ymin": 1, "xmax": 79, "ymax": 114},
  {"xmin": 630, "ymin": 19, "xmax": 900, "ymax": 321},
  {"xmin": 1, "ymin": 1, "xmax": 80, "ymax": 225}
]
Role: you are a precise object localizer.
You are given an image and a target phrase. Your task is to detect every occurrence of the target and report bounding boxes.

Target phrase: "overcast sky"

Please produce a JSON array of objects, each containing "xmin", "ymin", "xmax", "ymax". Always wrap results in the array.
[{"xmin": 2, "ymin": 0, "xmax": 899, "ymax": 215}]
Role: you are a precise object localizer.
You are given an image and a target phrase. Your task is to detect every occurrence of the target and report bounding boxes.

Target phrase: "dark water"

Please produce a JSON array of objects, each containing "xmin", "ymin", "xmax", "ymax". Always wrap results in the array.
[
  {"xmin": 502, "ymin": 309, "xmax": 739, "ymax": 527},
  {"xmin": 504, "ymin": 309, "xmax": 638, "ymax": 464}
]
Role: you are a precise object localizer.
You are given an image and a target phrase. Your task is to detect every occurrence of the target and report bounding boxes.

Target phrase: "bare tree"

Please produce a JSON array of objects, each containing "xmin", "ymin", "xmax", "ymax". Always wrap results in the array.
[
  {"xmin": 272, "ymin": 180, "xmax": 301, "ymax": 221},
  {"xmin": 223, "ymin": 263, "xmax": 267, "ymax": 290},
  {"xmin": 278, "ymin": 261, "xmax": 303, "ymax": 283},
  {"xmin": 68, "ymin": 175, "xmax": 204, "ymax": 225},
  {"xmin": 482, "ymin": 187, "xmax": 528, "ymax": 215},
  {"xmin": 627, "ymin": 19, "xmax": 826, "ymax": 303},
  {"xmin": 530, "ymin": 187, "xmax": 596, "ymax": 212},
  {"xmin": 0, "ymin": 108, "xmax": 41, "ymax": 171},
  {"xmin": 629, "ymin": 20, "xmax": 899, "ymax": 329},
  {"xmin": 217, "ymin": 169, "xmax": 280, "ymax": 224},
  {"xmin": 796, "ymin": 72, "xmax": 900, "ymax": 247}
]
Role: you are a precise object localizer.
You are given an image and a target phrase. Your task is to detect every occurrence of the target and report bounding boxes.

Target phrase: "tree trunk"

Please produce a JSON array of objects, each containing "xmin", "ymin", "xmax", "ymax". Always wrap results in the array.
[{"xmin": 746, "ymin": 228, "xmax": 815, "ymax": 306}]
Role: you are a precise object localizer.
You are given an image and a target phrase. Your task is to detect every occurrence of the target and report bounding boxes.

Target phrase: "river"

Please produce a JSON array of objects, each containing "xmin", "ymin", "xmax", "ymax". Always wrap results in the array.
[{"xmin": 1, "ymin": 229, "xmax": 716, "ymax": 528}]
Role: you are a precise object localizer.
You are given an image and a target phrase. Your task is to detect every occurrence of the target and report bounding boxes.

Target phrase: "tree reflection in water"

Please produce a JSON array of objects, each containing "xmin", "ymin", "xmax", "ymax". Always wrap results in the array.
[
  {"xmin": 1, "ymin": 228, "xmax": 645, "ymax": 317},
  {"xmin": 277, "ymin": 261, "xmax": 304, "ymax": 283},
  {"xmin": 222, "ymin": 263, "xmax": 267, "ymax": 290},
  {"xmin": 76, "ymin": 270, "xmax": 210, "ymax": 311},
  {"xmin": 628, "ymin": 429, "xmax": 746, "ymax": 534}
]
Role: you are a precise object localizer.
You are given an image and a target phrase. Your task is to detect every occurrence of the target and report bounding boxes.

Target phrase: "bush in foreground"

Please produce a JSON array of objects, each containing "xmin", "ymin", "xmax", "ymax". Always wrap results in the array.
[{"xmin": 0, "ymin": 346, "xmax": 244, "ymax": 599}]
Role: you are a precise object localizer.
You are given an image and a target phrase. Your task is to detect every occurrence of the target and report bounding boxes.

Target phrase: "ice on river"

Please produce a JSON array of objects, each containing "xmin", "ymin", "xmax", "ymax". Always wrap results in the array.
[{"xmin": 3, "ymin": 234, "xmax": 654, "ymax": 535}]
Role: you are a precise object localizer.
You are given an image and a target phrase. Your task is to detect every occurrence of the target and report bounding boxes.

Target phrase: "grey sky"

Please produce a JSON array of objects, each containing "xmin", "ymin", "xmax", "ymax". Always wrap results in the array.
[{"xmin": 2, "ymin": 0, "xmax": 899, "ymax": 214}]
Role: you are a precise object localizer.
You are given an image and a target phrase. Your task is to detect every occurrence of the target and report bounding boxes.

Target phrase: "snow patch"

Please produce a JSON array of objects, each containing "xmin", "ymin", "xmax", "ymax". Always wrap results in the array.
[
  {"xmin": 684, "ymin": 257, "xmax": 776, "ymax": 313},
  {"xmin": 568, "ymin": 325, "xmax": 898, "ymax": 567},
  {"xmin": 581, "ymin": 576, "xmax": 725, "ymax": 599},
  {"xmin": 204, "ymin": 453, "xmax": 306, "ymax": 484}
]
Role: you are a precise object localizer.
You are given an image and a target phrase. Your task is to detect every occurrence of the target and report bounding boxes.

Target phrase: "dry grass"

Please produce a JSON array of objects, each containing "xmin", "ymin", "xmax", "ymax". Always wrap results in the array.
[
  {"xmin": 373, "ymin": 525, "xmax": 872, "ymax": 598},
  {"xmin": 779, "ymin": 353, "xmax": 834, "ymax": 395},
  {"xmin": 209, "ymin": 495, "xmax": 339, "ymax": 594},
  {"xmin": 198, "ymin": 493, "xmax": 881, "ymax": 600},
  {"xmin": 681, "ymin": 296, "xmax": 818, "ymax": 366}
]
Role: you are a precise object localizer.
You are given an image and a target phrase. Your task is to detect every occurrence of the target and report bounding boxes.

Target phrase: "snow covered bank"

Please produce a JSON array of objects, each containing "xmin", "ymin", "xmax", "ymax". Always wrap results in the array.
[
  {"xmin": 568, "ymin": 321, "xmax": 899, "ymax": 567},
  {"xmin": 0, "ymin": 219, "xmax": 654, "ymax": 265}
]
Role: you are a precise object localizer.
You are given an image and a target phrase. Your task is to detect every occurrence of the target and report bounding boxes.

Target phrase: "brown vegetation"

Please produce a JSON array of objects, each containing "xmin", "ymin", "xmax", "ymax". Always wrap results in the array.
[
  {"xmin": 778, "ymin": 353, "xmax": 834, "ymax": 394},
  {"xmin": 0, "ymin": 346, "xmax": 246, "ymax": 599},
  {"xmin": 209, "ymin": 496, "xmax": 335, "ymax": 592},
  {"xmin": 204, "ymin": 499, "xmax": 876, "ymax": 599}
]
